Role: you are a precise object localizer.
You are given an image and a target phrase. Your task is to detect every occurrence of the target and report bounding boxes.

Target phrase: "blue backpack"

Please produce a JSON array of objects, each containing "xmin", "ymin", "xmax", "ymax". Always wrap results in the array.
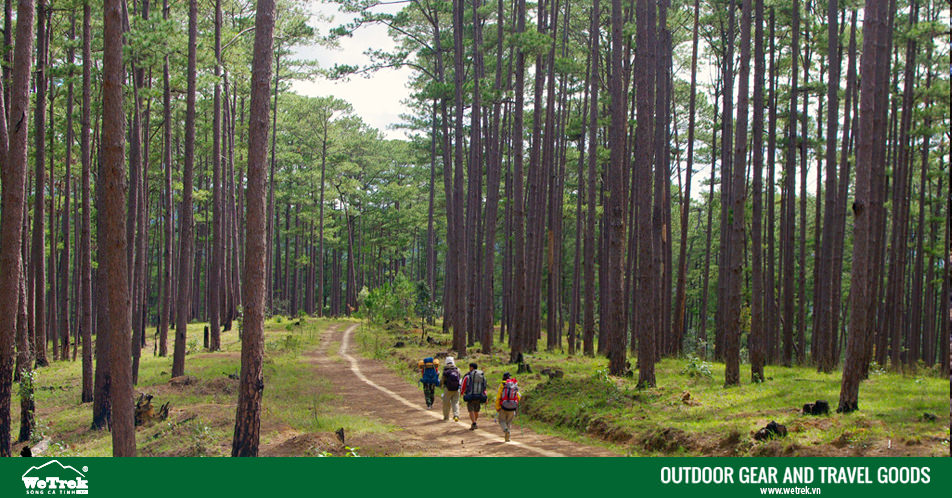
[{"xmin": 420, "ymin": 357, "xmax": 440, "ymax": 386}]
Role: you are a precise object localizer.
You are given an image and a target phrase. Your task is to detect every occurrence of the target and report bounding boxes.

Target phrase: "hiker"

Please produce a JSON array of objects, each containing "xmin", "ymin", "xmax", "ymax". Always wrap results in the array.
[
  {"xmin": 418, "ymin": 357, "xmax": 441, "ymax": 409},
  {"xmin": 441, "ymin": 356, "xmax": 461, "ymax": 422},
  {"xmin": 495, "ymin": 372, "xmax": 521, "ymax": 442},
  {"xmin": 460, "ymin": 362, "xmax": 487, "ymax": 430}
]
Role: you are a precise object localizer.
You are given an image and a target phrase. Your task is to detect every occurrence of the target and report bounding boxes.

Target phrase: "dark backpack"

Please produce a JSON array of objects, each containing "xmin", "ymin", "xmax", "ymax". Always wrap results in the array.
[
  {"xmin": 463, "ymin": 370, "xmax": 487, "ymax": 402},
  {"xmin": 443, "ymin": 368, "xmax": 461, "ymax": 391},
  {"xmin": 500, "ymin": 380, "xmax": 519, "ymax": 411}
]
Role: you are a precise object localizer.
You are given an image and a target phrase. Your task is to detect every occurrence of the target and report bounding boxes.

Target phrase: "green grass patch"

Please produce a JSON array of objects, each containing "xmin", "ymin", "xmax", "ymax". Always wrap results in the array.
[
  {"xmin": 12, "ymin": 316, "xmax": 393, "ymax": 457},
  {"xmin": 354, "ymin": 321, "xmax": 950, "ymax": 457}
]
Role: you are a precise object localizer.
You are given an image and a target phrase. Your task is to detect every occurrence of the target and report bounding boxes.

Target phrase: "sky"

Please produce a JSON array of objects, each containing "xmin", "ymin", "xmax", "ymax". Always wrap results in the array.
[{"xmin": 290, "ymin": 1, "xmax": 414, "ymax": 140}]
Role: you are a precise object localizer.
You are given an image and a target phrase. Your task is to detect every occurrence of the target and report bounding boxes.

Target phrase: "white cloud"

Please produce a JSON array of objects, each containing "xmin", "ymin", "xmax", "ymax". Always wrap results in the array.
[{"xmin": 290, "ymin": 1, "xmax": 414, "ymax": 140}]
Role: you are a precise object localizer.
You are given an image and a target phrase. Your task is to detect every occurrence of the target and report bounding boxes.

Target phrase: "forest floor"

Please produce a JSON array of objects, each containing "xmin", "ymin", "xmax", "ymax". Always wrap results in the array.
[
  {"xmin": 357, "ymin": 321, "xmax": 950, "ymax": 457},
  {"xmin": 10, "ymin": 317, "xmax": 612, "ymax": 456},
  {"xmin": 310, "ymin": 322, "xmax": 617, "ymax": 456},
  {"xmin": 11, "ymin": 317, "xmax": 948, "ymax": 457},
  {"xmin": 13, "ymin": 317, "xmax": 398, "ymax": 456}
]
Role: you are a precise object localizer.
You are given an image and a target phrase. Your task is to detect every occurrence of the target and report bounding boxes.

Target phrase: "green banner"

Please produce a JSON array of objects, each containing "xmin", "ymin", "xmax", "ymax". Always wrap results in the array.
[{"xmin": 2, "ymin": 457, "xmax": 949, "ymax": 497}]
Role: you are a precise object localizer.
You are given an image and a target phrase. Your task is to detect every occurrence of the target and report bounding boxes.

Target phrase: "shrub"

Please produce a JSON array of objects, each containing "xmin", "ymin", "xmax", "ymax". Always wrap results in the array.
[
  {"xmin": 364, "ymin": 274, "xmax": 415, "ymax": 324},
  {"xmin": 681, "ymin": 355, "xmax": 713, "ymax": 380}
]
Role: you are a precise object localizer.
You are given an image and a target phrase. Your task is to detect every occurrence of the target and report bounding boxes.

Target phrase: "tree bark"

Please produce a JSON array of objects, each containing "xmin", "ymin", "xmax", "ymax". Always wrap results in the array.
[
  {"xmin": 508, "ymin": 0, "xmax": 528, "ymax": 364},
  {"xmin": 0, "ymin": 0, "xmax": 35, "ymax": 457},
  {"xmin": 209, "ymin": 0, "xmax": 224, "ymax": 351},
  {"xmin": 781, "ymin": 0, "xmax": 799, "ymax": 366},
  {"xmin": 232, "ymin": 0, "xmax": 275, "ymax": 454},
  {"xmin": 609, "ymin": 0, "xmax": 634, "ymax": 377},
  {"xmin": 838, "ymin": 0, "xmax": 890, "ymax": 413},
  {"xmin": 673, "ymin": 0, "xmax": 700, "ymax": 358},
  {"xmin": 80, "ymin": 0, "xmax": 93, "ymax": 400},
  {"xmin": 157, "ymin": 0, "xmax": 172, "ymax": 357},
  {"xmin": 749, "ymin": 0, "xmax": 766, "ymax": 382},
  {"xmin": 725, "ymin": 0, "xmax": 751, "ymax": 386},
  {"xmin": 582, "ymin": 0, "xmax": 599, "ymax": 358},
  {"xmin": 31, "ymin": 0, "xmax": 48, "ymax": 368},
  {"xmin": 102, "ymin": 0, "xmax": 135, "ymax": 456},
  {"xmin": 173, "ymin": 0, "xmax": 199, "ymax": 378},
  {"xmin": 814, "ymin": 0, "xmax": 842, "ymax": 372}
]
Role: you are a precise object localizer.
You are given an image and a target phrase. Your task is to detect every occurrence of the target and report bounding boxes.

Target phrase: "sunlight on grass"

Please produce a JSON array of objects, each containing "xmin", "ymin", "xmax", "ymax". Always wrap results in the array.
[
  {"xmin": 355, "ymin": 320, "xmax": 949, "ymax": 456},
  {"xmin": 12, "ymin": 317, "xmax": 371, "ymax": 457}
]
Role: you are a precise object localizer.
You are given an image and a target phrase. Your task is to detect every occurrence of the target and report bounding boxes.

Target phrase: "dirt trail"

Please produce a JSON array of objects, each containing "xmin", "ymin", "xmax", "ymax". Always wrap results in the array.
[{"xmin": 306, "ymin": 323, "xmax": 618, "ymax": 457}]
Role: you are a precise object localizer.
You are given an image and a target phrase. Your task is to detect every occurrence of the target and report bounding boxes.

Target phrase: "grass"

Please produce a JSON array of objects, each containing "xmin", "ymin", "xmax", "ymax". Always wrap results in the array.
[
  {"xmin": 354, "ymin": 319, "xmax": 950, "ymax": 457},
  {"xmin": 13, "ymin": 316, "xmax": 395, "ymax": 457}
]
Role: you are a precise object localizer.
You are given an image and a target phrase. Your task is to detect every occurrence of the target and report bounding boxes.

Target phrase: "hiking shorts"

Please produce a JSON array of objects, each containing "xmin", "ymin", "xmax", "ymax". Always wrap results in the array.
[{"xmin": 466, "ymin": 400, "xmax": 482, "ymax": 413}]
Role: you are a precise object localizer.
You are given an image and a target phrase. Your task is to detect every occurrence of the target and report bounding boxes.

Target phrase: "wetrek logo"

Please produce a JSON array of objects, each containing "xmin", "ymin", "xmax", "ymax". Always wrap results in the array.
[{"xmin": 21, "ymin": 460, "xmax": 89, "ymax": 495}]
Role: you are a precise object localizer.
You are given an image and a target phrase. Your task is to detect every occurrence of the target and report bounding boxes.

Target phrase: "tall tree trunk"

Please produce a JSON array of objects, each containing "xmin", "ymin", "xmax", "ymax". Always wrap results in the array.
[
  {"xmin": 908, "ymin": 77, "xmax": 930, "ymax": 364},
  {"xmin": 673, "ymin": 0, "xmax": 700, "ymax": 357},
  {"xmin": 508, "ymin": 0, "xmax": 528, "ymax": 363},
  {"xmin": 318, "ymin": 113, "xmax": 329, "ymax": 317},
  {"xmin": 209, "ymin": 0, "xmax": 223, "ymax": 351},
  {"xmin": 49, "ymin": 71, "xmax": 58, "ymax": 363},
  {"xmin": 173, "ymin": 0, "xmax": 198, "ymax": 378},
  {"xmin": 480, "ymin": 0, "xmax": 506, "ymax": 354},
  {"xmin": 653, "ymin": 1, "xmax": 671, "ymax": 359},
  {"xmin": 128, "ymin": 0, "xmax": 149, "ymax": 385},
  {"xmin": 815, "ymin": 0, "xmax": 842, "ymax": 372},
  {"xmin": 466, "ymin": 0, "xmax": 484, "ymax": 351},
  {"xmin": 266, "ymin": 50, "xmax": 280, "ymax": 314},
  {"xmin": 569, "ymin": 46, "xmax": 592, "ymax": 356},
  {"xmin": 715, "ymin": 0, "xmax": 736, "ymax": 362},
  {"xmin": 79, "ymin": 0, "xmax": 93, "ymax": 400},
  {"xmin": 524, "ymin": 0, "xmax": 549, "ymax": 356},
  {"xmin": 157, "ymin": 0, "xmax": 172, "ymax": 357},
  {"xmin": 17, "ymin": 250, "xmax": 34, "ymax": 442},
  {"xmin": 796, "ymin": 24, "xmax": 811, "ymax": 366},
  {"xmin": 765, "ymin": 8, "xmax": 778, "ymax": 363},
  {"xmin": 0, "ymin": 0, "xmax": 35, "ymax": 457},
  {"xmin": 725, "ymin": 0, "xmax": 751, "ymax": 386},
  {"xmin": 31, "ymin": 0, "xmax": 48, "ymax": 368},
  {"xmin": 699, "ymin": 83, "xmax": 719, "ymax": 358},
  {"xmin": 450, "ymin": 0, "xmax": 467, "ymax": 356},
  {"xmin": 59, "ymin": 15, "xmax": 76, "ymax": 363},
  {"xmin": 102, "ymin": 0, "xmax": 135, "ymax": 456},
  {"xmin": 838, "ymin": 0, "xmax": 890, "ymax": 413},
  {"xmin": 882, "ymin": 0, "xmax": 918, "ymax": 369},
  {"xmin": 582, "ymin": 0, "xmax": 599, "ymax": 357},
  {"xmin": 781, "ymin": 0, "xmax": 800, "ymax": 366},
  {"xmin": 609, "ymin": 0, "xmax": 634, "ymax": 377},
  {"xmin": 749, "ymin": 0, "xmax": 767, "ymax": 381}
]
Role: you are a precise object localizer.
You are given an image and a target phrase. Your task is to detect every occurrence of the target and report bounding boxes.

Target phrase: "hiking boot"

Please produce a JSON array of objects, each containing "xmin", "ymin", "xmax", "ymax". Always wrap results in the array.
[
  {"xmin": 470, "ymin": 423, "xmax": 477, "ymax": 431},
  {"xmin": 426, "ymin": 404, "xmax": 433, "ymax": 409},
  {"xmin": 504, "ymin": 431, "xmax": 510, "ymax": 443},
  {"xmin": 453, "ymin": 416, "xmax": 459, "ymax": 422}
]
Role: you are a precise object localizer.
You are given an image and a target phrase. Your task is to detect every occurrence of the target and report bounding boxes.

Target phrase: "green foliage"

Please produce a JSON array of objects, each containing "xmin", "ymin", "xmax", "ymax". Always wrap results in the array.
[
  {"xmin": 188, "ymin": 424, "xmax": 214, "ymax": 457},
  {"xmin": 364, "ymin": 273, "xmax": 416, "ymax": 324},
  {"xmin": 315, "ymin": 445, "xmax": 361, "ymax": 457},
  {"xmin": 414, "ymin": 281, "xmax": 436, "ymax": 325},
  {"xmin": 17, "ymin": 370, "xmax": 36, "ymax": 401},
  {"xmin": 680, "ymin": 355, "xmax": 714, "ymax": 380}
]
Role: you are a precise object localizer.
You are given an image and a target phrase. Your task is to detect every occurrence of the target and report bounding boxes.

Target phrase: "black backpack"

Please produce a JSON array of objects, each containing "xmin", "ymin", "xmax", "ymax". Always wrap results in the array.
[
  {"xmin": 443, "ymin": 368, "xmax": 461, "ymax": 391},
  {"xmin": 463, "ymin": 370, "xmax": 487, "ymax": 402}
]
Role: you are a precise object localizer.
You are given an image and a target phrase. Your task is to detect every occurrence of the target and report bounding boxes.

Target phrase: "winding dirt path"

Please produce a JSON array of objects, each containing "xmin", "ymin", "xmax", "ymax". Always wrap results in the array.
[{"xmin": 306, "ymin": 323, "xmax": 618, "ymax": 457}]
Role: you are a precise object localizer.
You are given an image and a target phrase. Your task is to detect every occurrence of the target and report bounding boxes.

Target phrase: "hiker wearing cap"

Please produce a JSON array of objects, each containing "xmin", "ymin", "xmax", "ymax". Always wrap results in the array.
[
  {"xmin": 418, "ymin": 357, "xmax": 441, "ymax": 409},
  {"xmin": 495, "ymin": 372, "xmax": 521, "ymax": 442},
  {"xmin": 441, "ymin": 357, "xmax": 462, "ymax": 422},
  {"xmin": 460, "ymin": 362, "xmax": 487, "ymax": 430}
]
